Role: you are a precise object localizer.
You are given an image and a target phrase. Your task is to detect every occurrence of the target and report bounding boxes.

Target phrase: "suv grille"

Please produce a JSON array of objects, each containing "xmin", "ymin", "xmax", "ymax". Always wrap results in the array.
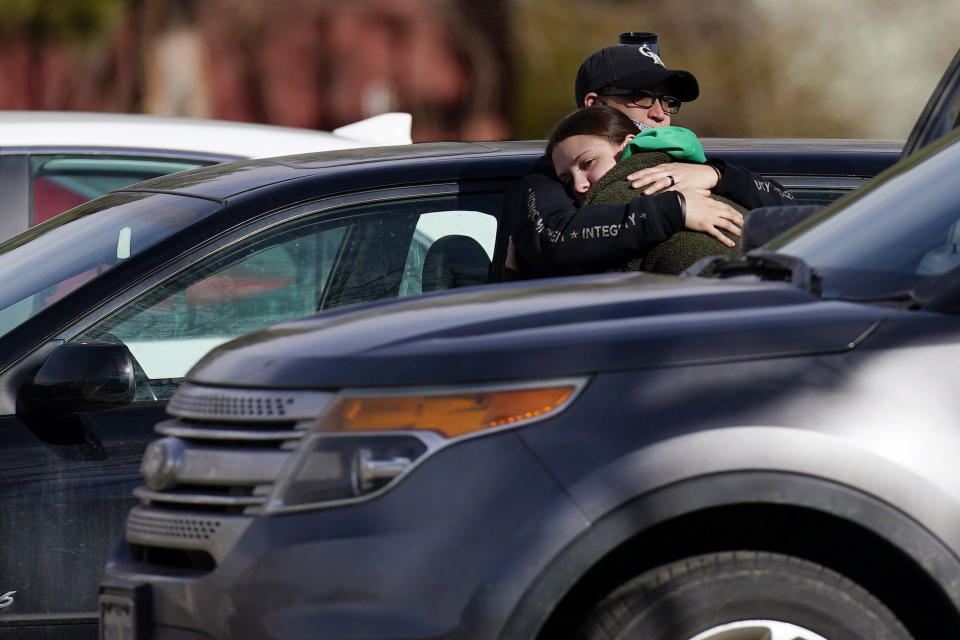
[
  {"xmin": 167, "ymin": 387, "xmax": 316, "ymax": 420},
  {"xmin": 127, "ymin": 510, "xmax": 223, "ymax": 541},
  {"xmin": 133, "ymin": 383, "xmax": 335, "ymax": 516}
]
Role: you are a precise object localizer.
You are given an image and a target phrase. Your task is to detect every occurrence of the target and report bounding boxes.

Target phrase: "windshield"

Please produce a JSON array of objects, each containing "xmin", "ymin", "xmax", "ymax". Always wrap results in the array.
[
  {"xmin": 767, "ymin": 128, "xmax": 960, "ymax": 301},
  {"xmin": 0, "ymin": 193, "xmax": 219, "ymax": 338}
]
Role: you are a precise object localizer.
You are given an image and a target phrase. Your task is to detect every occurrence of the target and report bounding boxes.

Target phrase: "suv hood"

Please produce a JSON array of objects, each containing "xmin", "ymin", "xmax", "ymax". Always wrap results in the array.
[{"xmin": 188, "ymin": 273, "xmax": 893, "ymax": 388}]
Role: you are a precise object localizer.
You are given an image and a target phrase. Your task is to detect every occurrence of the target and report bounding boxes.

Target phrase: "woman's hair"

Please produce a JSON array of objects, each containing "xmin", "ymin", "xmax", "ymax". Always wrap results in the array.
[{"xmin": 545, "ymin": 105, "xmax": 640, "ymax": 157}]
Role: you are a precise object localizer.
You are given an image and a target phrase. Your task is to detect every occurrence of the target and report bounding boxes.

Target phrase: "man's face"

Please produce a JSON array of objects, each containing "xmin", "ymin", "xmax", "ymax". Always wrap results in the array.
[{"xmin": 584, "ymin": 85, "xmax": 673, "ymax": 128}]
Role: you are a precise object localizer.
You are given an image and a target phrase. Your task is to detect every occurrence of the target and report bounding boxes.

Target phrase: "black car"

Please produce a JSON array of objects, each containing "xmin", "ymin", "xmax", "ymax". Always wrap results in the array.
[
  {"xmin": 0, "ymin": 134, "xmax": 892, "ymax": 640},
  {"xmin": 97, "ymin": 52, "xmax": 960, "ymax": 640}
]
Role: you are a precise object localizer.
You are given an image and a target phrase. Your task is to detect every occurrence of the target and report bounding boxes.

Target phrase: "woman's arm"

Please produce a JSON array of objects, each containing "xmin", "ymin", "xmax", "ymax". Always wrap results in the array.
[
  {"xmin": 509, "ymin": 155, "xmax": 684, "ymax": 278},
  {"xmin": 510, "ymin": 156, "xmax": 742, "ymax": 278}
]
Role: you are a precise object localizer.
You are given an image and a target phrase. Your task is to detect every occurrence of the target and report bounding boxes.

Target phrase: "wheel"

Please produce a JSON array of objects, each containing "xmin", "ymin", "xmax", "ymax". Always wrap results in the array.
[{"xmin": 576, "ymin": 551, "xmax": 913, "ymax": 640}]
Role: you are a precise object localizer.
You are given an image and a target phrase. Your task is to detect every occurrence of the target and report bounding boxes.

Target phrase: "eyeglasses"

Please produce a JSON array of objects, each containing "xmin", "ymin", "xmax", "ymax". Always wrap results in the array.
[{"xmin": 601, "ymin": 88, "xmax": 682, "ymax": 114}]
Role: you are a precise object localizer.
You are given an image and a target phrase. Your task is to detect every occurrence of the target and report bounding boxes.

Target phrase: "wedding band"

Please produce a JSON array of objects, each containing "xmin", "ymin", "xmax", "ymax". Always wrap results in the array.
[{"xmin": 667, "ymin": 175, "xmax": 675, "ymax": 187}]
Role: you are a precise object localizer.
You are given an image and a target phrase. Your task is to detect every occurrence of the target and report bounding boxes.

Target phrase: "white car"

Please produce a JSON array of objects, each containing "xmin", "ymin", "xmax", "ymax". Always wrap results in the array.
[{"xmin": 0, "ymin": 110, "xmax": 412, "ymax": 241}]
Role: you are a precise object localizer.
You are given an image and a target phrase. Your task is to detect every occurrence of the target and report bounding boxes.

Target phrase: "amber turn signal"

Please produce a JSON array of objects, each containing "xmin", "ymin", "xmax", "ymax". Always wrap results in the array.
[{"xmin": 316, "ymin": 384, "xmax": 579, "ymax": 438}]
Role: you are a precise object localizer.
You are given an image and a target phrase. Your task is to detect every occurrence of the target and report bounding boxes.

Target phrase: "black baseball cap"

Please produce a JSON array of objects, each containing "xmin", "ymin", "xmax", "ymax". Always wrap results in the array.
[{"xmin": 574, "ymin": 44, "xmax": 699, "ymax": 107}]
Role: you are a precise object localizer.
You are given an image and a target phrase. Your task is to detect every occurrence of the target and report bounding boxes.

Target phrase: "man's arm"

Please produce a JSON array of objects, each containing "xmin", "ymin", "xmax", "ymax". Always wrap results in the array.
[
  {"xmin": 707, "ymin": 158, "xmax": 795, "ymax": 209},
  {"xmin": 627, "ymin": 159, "xmax": 796, "ymax": 210},
  {"xmin": 509, "ymin": 155, "xmax": 684, "ymax": 278}
]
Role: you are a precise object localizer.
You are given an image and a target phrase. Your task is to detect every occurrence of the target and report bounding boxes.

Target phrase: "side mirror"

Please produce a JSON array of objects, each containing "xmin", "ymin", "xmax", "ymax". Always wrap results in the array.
[
  {"xmin": 741, "ymin": 205, "xmax": 823, "ymax": 255},
  {"xmin": 23, "ymin": 342, "xmax": 136, "ymax": 413}
]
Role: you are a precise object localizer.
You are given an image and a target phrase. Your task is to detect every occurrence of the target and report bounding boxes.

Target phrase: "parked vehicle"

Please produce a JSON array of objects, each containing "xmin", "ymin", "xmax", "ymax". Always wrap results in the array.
[
  {"xmin": 97, "ymin": 50, "xmax": 960, "ymax": 640},
  {"xmin": 0, "ymin": 110, "xmax": 412, "ymax": 240},
  {"xmin": 0, "ymin": 132, "xmax": 897, "ymax": 640}
]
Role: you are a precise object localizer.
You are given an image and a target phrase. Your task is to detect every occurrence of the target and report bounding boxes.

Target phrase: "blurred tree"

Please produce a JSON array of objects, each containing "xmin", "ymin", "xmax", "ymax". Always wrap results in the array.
[
  {"xmin": 141, "ymin": 0, "xmax": 210, "ymax": 117},
  {"xmin": 0, "ymin": 0, "xmax": 955, "ymax": 142},
  {"xmin": 0, "ymin": 0, "xmax": 134, "ymax": 110},
  {"xmin": 190, "ymin": 0, "xmax": 511, "ymax": 140},
  {"xmin": 508, "ymin": 0, "xmax": 960, "ymax": 141},
  {"xmin": 0, "ymin": 0, "xmax": 125, "ymax": 39},
  {"xmin": 0, "ymin": 0, "xmax": 513, "ymax": 141}
]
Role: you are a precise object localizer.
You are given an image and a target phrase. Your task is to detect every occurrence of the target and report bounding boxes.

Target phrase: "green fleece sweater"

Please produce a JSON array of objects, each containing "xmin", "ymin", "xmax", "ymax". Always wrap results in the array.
[{"xmin": 581, "ymin": 150, "xmax": 749, "ymax": 275}]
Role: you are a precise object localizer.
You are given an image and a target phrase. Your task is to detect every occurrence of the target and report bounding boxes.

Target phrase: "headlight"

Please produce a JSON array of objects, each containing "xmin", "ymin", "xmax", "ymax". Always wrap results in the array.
[{"xmin": 266, "ymin": 378, "xmax": 586, "ymax": 513}]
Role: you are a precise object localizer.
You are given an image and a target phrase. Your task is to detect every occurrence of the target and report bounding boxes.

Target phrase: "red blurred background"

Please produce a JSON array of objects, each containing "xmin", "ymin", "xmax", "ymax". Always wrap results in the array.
[{"xmin": 0, "ymin": 0, "xmax": 512, "ymax": 141}]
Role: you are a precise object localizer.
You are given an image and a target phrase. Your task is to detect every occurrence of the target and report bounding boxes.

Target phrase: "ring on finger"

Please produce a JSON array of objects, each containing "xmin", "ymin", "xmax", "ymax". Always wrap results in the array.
[{"xmin": 667, "ymin": 175, "xmax": 676, "ymax": 187}]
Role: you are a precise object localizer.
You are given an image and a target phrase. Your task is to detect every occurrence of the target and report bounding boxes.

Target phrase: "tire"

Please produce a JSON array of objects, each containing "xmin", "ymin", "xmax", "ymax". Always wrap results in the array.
[{"xmin": 575, "ymin": 551, "xmax": 913, "ymax": 640}]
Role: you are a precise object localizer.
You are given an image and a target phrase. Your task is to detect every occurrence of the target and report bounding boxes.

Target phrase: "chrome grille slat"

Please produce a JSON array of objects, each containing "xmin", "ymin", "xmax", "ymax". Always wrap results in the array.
[
  {"xmin": 156, "ymin": 424, "xmax": 305, "ymax": 441},
  {"xmin": 134, "ymin": 487, "xmax": 266, "ymax": 507},
  {"xmin": 175, "ymin": 449, "xmax": 290, "ymax": 485}
]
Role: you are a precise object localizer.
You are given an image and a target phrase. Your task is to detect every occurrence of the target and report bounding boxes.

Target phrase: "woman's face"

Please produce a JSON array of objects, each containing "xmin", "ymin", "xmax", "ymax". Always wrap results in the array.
[{"xmin": 552, "ymin": 135, "xmax": 627, "ymax": 197}]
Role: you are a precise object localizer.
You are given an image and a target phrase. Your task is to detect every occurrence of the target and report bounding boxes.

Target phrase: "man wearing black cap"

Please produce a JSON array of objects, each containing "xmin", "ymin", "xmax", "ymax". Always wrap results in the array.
[{"xmin": 509, "ymin": 40, "xmax": 794, "ymax": 279}]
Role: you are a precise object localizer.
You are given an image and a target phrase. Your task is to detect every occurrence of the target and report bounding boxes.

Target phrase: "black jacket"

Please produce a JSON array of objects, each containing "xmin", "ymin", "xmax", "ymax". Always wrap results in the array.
[{"xmin": 510, "ymin": 154, "xmax": 794, "ymax": 279}]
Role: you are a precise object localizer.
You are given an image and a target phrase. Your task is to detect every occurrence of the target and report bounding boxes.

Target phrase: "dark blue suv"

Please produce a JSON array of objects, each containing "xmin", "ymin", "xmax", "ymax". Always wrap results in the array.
[{"xmin": 98, "ymin": 50, "xmax": 960, "ymax": 640}]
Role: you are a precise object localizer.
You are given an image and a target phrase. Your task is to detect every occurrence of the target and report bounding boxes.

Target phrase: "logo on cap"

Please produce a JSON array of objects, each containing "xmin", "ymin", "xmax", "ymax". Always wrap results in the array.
[{"xmin": 638, "ymin": 44, "xmax": 664, "ymax": 67}]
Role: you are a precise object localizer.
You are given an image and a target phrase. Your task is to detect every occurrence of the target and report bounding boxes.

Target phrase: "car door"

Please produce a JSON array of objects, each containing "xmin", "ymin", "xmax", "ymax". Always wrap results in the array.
[
  {"xmin": 76, "ymin": 189, "xmax": 505, "ymax": 388},
  {"xmin": 0, "ymin": 182, "xmax": 510, "ymax": 640}
]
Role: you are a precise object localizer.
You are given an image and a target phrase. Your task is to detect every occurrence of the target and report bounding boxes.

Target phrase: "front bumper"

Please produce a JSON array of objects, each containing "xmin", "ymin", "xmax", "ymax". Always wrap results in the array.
[{"xmin": 103, "ymin": 429, "xmax": 587, "ymax": 640}]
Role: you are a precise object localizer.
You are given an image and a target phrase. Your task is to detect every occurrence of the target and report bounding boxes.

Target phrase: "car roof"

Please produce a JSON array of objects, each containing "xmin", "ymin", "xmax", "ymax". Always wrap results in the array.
[
  {"xmin": 120, "ymin": 137, "xmax": 904, "ymax": 203},
  {"xmin": 119, "ymin": 141, "xmax": 533, "ymax": 201},
  {"xmin": 700, "ymin": 138, "xmax": 903, "ymax": 178},
  {"xmin": 701, "ymin": 138, "xmax": 903, "ymax": 154},
  {"xmin": 0, "ymin": 111, "xmax": 413, "ymax": 158}
]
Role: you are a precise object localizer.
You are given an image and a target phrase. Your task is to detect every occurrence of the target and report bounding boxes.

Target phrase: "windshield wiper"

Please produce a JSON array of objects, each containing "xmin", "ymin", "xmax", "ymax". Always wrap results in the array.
[{"xmin": 683, "ymin": 250, "xmax": 822, "ymax": 295}]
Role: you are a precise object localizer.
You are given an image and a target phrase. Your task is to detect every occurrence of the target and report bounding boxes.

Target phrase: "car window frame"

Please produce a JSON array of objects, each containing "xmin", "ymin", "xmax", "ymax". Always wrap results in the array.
[
  {"xmin": 767, "ymin": 175, "xmax": 875, "ymax": 207},
  {"xmin": 29, "ymin": 154, "xmax": 221, "ymax": 225},
  {"xmin": 4, "ymin": 181, "xmax": 513, "ymax": 402},
  {"xmin": 902, "ymin": 47, "xmax": 960, "ymax": 158},
  {"xmin": 13, "ymin": 171, "xmax": 864, "ymax": 347},
  {"xmin": 81, "ymin": 193, "xmax": 503, "ymax": 386}
]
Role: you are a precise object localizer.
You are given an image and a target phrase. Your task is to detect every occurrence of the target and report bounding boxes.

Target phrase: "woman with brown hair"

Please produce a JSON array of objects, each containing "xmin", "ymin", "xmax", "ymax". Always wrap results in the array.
[{"xmin": 547, "ymin": 105, "xmax": 749, "ymax": 274}]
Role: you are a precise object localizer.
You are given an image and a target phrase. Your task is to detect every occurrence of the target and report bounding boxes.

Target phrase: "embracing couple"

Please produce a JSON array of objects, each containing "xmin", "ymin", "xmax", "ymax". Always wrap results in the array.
[{"xmin": 509, "ymin": 34, "xmax": 794, "ymax": 278}]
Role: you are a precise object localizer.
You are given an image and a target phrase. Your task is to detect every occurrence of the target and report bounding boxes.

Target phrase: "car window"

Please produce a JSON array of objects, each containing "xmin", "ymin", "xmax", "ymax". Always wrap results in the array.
[
  {"xmin": 30, "ymin": 155, "xmax": 215, "ymax": 225},
  {"xmin": 399, "ymin": 210, "xmax": 498, "ymax": 296},
  {"xmin": 788, "ymin": 187, "xmax": 853, "ymax": 207},
  {"xmin": 0, "ymin": 193, "xmax": 220, "ymax": 340},
  {"xmin": 74, "ymin": 193, "xmax": 502, "ymax": 397},
  {"xmin": 772, "ymin": 128, "xmax": 960, "ymax": 299}
]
